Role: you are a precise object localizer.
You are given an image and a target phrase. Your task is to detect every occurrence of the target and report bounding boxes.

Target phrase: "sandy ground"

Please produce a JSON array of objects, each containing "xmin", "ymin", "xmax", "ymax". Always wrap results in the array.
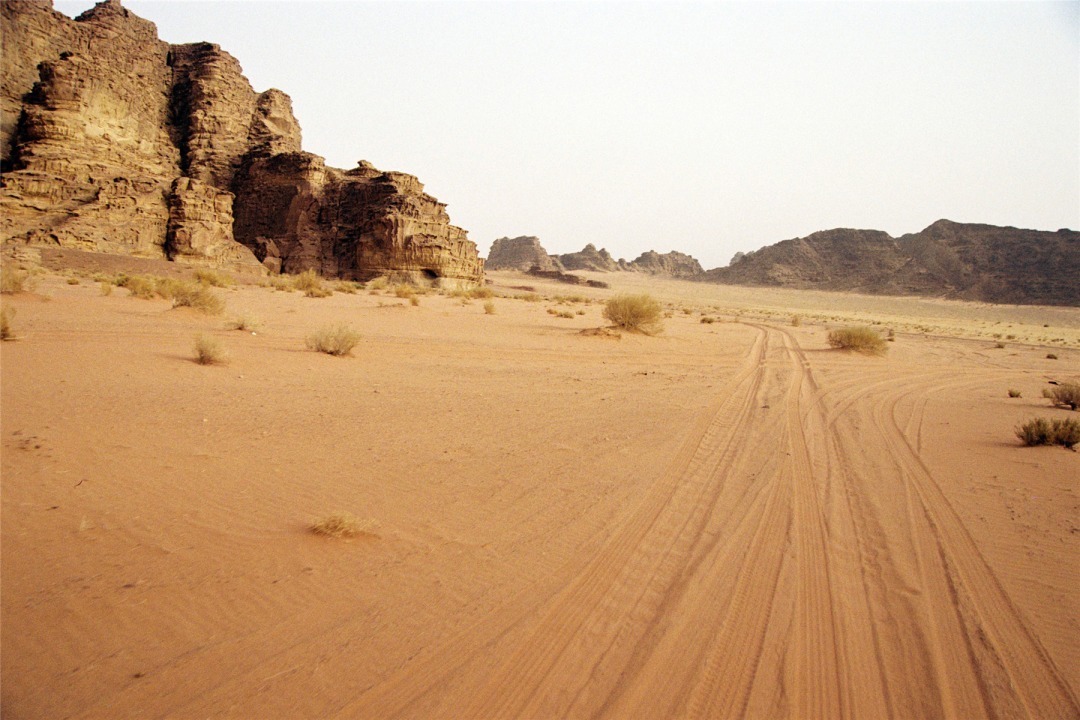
[{"xmin": 2, "ymin": 266, "xmax": 1078, "ymax": 719}]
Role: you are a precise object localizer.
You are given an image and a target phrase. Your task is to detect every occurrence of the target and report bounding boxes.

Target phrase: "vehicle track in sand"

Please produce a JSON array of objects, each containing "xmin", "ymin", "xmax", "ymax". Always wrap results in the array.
[{"xmin": 334, "ymin": 324, "xmax": 1079, "ymax": 718}]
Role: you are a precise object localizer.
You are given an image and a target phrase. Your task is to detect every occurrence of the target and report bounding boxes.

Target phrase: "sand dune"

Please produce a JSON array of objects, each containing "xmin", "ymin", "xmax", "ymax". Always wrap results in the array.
[{"xmin": 2, "ymin": 269, "xmax": 1077, "ymax": 718}]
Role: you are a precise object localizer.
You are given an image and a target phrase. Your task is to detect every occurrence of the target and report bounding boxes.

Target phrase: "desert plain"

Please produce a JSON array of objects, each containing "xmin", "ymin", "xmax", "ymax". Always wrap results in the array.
[{"xmin": 2, "ymin": 256, "xmax": 1078, "ymax": 719}]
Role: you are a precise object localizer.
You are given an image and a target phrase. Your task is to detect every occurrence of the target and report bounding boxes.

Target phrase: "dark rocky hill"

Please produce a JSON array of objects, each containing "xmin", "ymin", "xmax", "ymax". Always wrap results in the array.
[{"xmin": 697, "ymin": 220, "xmax": 1078, "ymax": 306}]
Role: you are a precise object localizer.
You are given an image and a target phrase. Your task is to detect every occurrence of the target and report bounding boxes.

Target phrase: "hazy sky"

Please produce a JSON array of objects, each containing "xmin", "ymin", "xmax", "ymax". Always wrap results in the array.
[{"xmin": 56, "ymin": 0, "xmax": 1080, "ymax": 269}]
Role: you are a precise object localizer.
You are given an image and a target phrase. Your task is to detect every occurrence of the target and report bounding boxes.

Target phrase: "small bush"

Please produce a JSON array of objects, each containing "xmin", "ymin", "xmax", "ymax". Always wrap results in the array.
[
  {"xmin": 99, "ymin": 281, "xmax": 113, "ymax": 296},
  {"xmin": 603, "ymin": 294, "xmax": 664, "ymax": 335},
  {"xmin": 66, "ymin": 277, "xmax": 80, "ymax": 285},
  {"xmin": 0, "ymin": 265, "xmax": 31, "ymax": 294},
  {"xmin": 1016, "ymin": 417, "xmax": 1080, "ymax": 449},
  {"xmin": 554, "ymin": 310, "xmax": 575, "ymax": 319},
  {"xmin": 193, "ymin": 269, "xmax": 232, "ymax": 287},
  {"xmin": 310, "ymin": 513, "xmax": 372, "ymax": 538},
  {"xmin": 483, "ymin": 300, "xmax": 496, "ymax": 314},
  {"xmin": 193, "ymin": 334, "xmax": 227, "ymax": 365},
  {"xmin": 1046, "ymin": 353, "xmax": 1058, "ymax": 360},
  {"xmin": 791, "ymin": 315, "xmax": 801, "ymax": 327},
  {"xmin": 269, "ymin": 275, "xmax": 294, "ymax": 292},
  {"xmin": 172, "ymin": 283, "xmax": 225, "ymax": 315},
  {"xmin": 700, "ymin": 316, "xmax": 716, "ymax": 324},
  {"xmin": 120, "ymin": 274, "xmax": 157, "ymax": 299},
  {"xmin": 827, "ymin": 327, "xmax": 887, "ymax": 355},
  {"xmin": 1, "ymin": 306, "xmax": 14, "ymax": 340},
  {"xmin": 1045, "ymin": 383, "xmax": 1080, "ymax": 410},
  {"xmin": 1007, "ymin": 389, "xmax": 1022, "ymax": 398},
  {"xmin": 306, "ymin": 324, "xmax": 360, "ymax": 356},
  {"xmin": 292, "ymin": 269, "xmax": 331, "ymax": 297},
  {"xmin": 334, "ymin": 281, "xmax": 360, "ymax": 294},
  {"xmin": 153, "ymin": 276, "xmax": 186, "ymax": 300},
  {"xmin": 518, "ymin": 293, "xmax": 542, "ymax": 303},
  {"xmin": 226, "ymin": 314, "xmax": 260, "ymax": 331}
]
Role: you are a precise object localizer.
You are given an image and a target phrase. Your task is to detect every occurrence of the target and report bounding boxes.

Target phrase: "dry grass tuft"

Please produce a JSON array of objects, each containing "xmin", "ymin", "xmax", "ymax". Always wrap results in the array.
[
  {"xmin": 1, "ymin": 306, "xmax": 15, "ymax": 340},
  {"xmin": 827, "ymin": 326, "xmax": 887, "ymax": 355},
  {"xmin": 226, "ymin": 314, "xmax": 260, "ymax": 332},
  {"xmin": 99, "ymin": 281, "xmax": 114, "ymax": 296},
  {"xmin": 119, "ymin": 274, "xmax": 158, "ymax": 299},
  {"xmin": 603, "ymin": 294, "xmax": 664, "ymax": 335},
  {"xmin": 193, "ymin": 334, "xmax": 227, "ymax": 365},
  {"xmin": 310, "ymin": 513, "xmax": 374, "ymax": 538},
  {"xmin": 1, "ymin": 265, "xmax": 33, "ymax": 294},
  {"xmin": 1016, "ymin": 417, "xmax": 1080, "ymax": 449},
  {"xmin": 193, "ymin": 269, "xmax": 233, "ymax": 287},
  {"xmin": 172, "ymin": 283, "xmax": 225, "ymax": 315},
  {"xmin": 1007, "ymin": 389, "xmax": 1022, "ymax": 398},
  {"xmin": 483, "ymin": 300, "xmax": 496, "ymax": 315},
  {"xmin": 293, "ymin": 269, "xmax": 332, "ymax": 298},
  {"xmin": 306, "ymin": 324, "xmax": 360, "ymax": 356},
  {"xmin": 791, "ymin": 314, "xmax": 801, "ymax": 327},
  {"xmin": 1043, "ymin": 383, "xmax": 1080, "ymax": 410}
]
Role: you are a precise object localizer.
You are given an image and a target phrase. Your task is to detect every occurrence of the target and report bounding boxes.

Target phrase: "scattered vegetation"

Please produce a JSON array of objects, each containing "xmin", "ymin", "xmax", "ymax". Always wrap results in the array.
[
  {"xmin": 517, "ymin": 293, "xmax": 542, "ymax": 303},
  {"xmin": 306, "ymin": 323, "xmax": 360, "ymax": 356},
  {"xmin": 1007, "ymin": 389, "xmax": 1022, "ymax": 398},
  {"xmin": 334, "ymin": 281, "xmax": 360, "ymax": 294},
  {"xmin": 483, "ymin": 300, "xmax": 496, "ymax": 315},
  {"xmin": 1016, "ymin": 417, "xmax": 1080, "ymax": 449},
  {"xmin": 119, "ymin": 274, "xmax": 158, "ymax": 299},
  {"xmin": 193, "ymin": 269, "xmax": 233, "ymax": 287},
  {"xmin": 293, "ymin": 269, "xmax": 332, "ymax": 298},
  {"xmin": 1043, "ymin": 384, "xmax": 1080, "ymax": 410},
  {"xmin": 827, "ymin": 326, "xmax": 887, "ymax": 355},
  {"xmin": 1, "ymin": 306, "xmax": 15, "ymax": 340},
  {"xmin": 310, "ymin": 512, "xmax": 374, "ymax": 538},
  {"xmin": 0, "ymin": 265, "xmax": 32, "ymax": 294},
  {"xmin": 172, "ymin": 283, "xmax": 225, "ymax": 315},
  {"xmin": 193, "ymin": 334, "xmax": 227, "ymax": 365},
  {"xmin": 226, "ymin": 314, "xmax": 260, "ymax": 332},
  {"xmin": 603, "ymin": 294, "xmax": 664, "ymax": 335}
]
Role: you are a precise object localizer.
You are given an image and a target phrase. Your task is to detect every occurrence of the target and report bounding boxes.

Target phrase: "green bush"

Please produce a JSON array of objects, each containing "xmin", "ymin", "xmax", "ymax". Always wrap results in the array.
[
  {"xmin": 603, "ymin": 294, "xmax": 664, "ymax": 335},
  {"xmin": 827, "ymin": 327, "xmax": 887, "ymax": 355}
]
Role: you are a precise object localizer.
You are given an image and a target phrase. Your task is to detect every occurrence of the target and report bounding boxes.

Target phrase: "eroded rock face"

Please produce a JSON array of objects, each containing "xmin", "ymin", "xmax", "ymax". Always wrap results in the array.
[
  {"xmin": 486, "ymin": 236, "xmax": 562, "ymax": 272},
  {"xmin": 1, "ymin": 0, "xmax": 482, "ymax": 283},
  {"xmin": 697, "ymin": 220, "xmax": 1080, "ymax": 306},
  {"xmin": 557, "ymin": 244, "xmax": 621, "ymax": 272},
  {"xmin": 627, "ymin": 250, "xmax": 703, "ymax": 277}
]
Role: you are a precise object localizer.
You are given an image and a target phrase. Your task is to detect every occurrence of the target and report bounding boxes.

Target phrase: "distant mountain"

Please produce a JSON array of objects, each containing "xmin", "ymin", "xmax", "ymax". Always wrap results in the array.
[
  {"xmin": 486, "ymin": 238, "xmax": 703, "ymax": 278},
  {"xmin": 697, "ymin": 220, "xmax": 1079, "ymax": 306}
]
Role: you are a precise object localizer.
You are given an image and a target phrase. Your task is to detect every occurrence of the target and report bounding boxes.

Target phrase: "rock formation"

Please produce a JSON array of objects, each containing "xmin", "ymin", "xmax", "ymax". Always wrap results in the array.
[
  {"xmin": 556, "ymin": 244, "xmax": 621, "ymax": 272},
  {"xmin": 1, "ymin": 0, "xmax": 482, "ymax": 285},
  {"xmin": 486, "ymin": 236, "xmax": 562, "ymax": 272},
  {"xmin": 625, "ymin": 250, "xmax": 703, "ymax": 278},
  {"xmin": 697, "ymin": 220, "xmax": 1079, "ymax": 306}
]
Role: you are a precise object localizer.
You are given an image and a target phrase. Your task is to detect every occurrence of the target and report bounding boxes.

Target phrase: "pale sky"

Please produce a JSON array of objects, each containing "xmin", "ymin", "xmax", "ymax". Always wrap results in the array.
[{"xmin": 56, "ymin": 0, "xmax": 1080, "ymax": 269}]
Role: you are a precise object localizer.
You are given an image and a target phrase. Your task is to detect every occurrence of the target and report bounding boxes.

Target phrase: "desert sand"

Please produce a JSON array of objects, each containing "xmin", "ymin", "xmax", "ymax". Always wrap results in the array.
[{"xmin": 2, "ymin": 265, "xmax": 1078, "ymax": 719}]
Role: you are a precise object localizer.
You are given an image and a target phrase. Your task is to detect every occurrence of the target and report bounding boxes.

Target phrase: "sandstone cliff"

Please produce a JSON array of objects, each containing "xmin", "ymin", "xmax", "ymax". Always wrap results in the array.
[
  {"xmin": 625, "ymin": 250, "xmax": 703, "ymax": 278},
  {"xmin": 556, "ymin": 243, "xmax": 622, "ymax": 272},
  {"xmin": 1, "ymin": 0, "xmax": 482, "ymax": 284},
  {"xmin": 486, "ymin": 236, "xmax": 562, "ymax": 272},
  {"xmin": 698, "ymin": 220, "xmax": 1079, "ymax": 306}
]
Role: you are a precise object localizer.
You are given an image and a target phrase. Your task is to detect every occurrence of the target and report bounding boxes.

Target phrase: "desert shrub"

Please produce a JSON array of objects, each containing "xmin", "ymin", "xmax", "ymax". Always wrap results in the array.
[
  {"xmin": 193, "ymin": 334, "xmax": 227, "ymax": 365},
  {"xmin": 393, "ymin": 285, "xmax": 416, "ymax": 300},
  {"xmin": 700, "ymin": 316, "xmax": 716, "ymax": 324},
  {"xmin": 366, "ymin": 276, "xmax": 389, "ymax": 291},
  {"xmin": 269, "ymin": 275, "xmax": 294, "ymax": 292},
  {"xmin": 293, "ymin": 269, "xmax": 332, "ymax": 298},
  {"xmin": 409, "ymin": 295, "xmax": 420, "ymax": 306},
  {"xmin": 1, "ymin": 306, "xmax": 14, "ymax": 340},
  {"xmin": 554, "ymin": 310, "xmax": 575, "ymax": 319},
  {"xmin": 1046, "ymin": 353, "xmax": 1058, "ymax": 360},
  {"xmin": 1007, "ymin": 389, "xmax": 1022, "ymax": 398},
  {"xmin": 1016, "ymin": 417, "xmax": 1080, "ymax": 448},
  {"xmin": 994, "ymin": 342, "xmax": 1006, "ymax": 349},
  {"xmin": 0, "ymin": 265, "xmax": 32, "ymax": 294},
  {"xmin": 469, "ymin": 286, "xmax": 494, "ymax": 299},
  {"xmin": 603, "ymin": 294, "xmax": 664, "ymax": 335},
  {"xmin": 153, "ymin": 276, "xmax": 186, "ymax": 300},
  {"xmin": 334, "ymin": 281, "xmax": 359, "ymax": 294},
  {"xmin": 483, "ymin": 300, "xmax": 496, "ymax": 314},
  {"xmin": 226, "ymin": 314, "xmax": 260, "ymax": 331},
  {"xmin": 193, "ymin": 268, "xmax": 232, "ymax": 287},
  {"xmin": 1044, "ymin": 383, "xmax": 1080, "ymax": 410},
  {"xmin": 827, "ymin": 327, "xmax": 887, "ymax": 355},
  {"xmin": 306, "ymin": 324, "xmax": 360, "ymax": 356},
  {"xmin": 120, "ymin": 274, "xmax": 157, "ymax": 299},
  {"xmin": 99, "ymin": 281, "xmax": 113, "ymax": 296},
  {"xmin": 310, "ymin": 512, "xmax": 372, "ymax": 538},
  {"xmin": 518, "ymin": 293, "xmax": 542, "ymax": 303},
  {"xmin": 172, "ymin": 283, "xmax": 225, "ymax": 314},
  {"xmin": 66, "ymin": 277, "xmax": 80, "ymax": 285},
  {"xmin": 791, "ymin": 315, "xmax": 801, "ymax": 327}
]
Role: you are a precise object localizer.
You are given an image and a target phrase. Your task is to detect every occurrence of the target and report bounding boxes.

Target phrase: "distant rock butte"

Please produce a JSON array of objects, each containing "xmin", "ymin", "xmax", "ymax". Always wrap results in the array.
[
  {"xmin": 698, "ymin": 220, "xmax": 1079, "ymax": 306},
  {"xmin": 486, "ymin": 237, "xmax": 703, "ymax": 278},
  {"xmin": 1, "ymin": 0, "xmax": 482, "ymax": 285}
]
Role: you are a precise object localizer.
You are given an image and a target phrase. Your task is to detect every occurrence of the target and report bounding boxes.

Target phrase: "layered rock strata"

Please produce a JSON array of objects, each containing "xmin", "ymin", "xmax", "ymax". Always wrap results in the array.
[
  {"xmin": 486, "ymin": 236, "xmax": 562, "ymax": 272},
  {"xmin": 1, "ymin": 0, "xmax": 482, "ymax": 284}
]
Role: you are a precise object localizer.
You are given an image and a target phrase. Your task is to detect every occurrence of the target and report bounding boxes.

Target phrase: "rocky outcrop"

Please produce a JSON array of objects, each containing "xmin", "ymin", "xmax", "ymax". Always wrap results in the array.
[
  {"xmin": 556, "ymin": 244, "xmax": 621, "ymax": 272},
  {"xmin": 486, "ymin": 236, "xmax": 562, "ymax": 272},
  {"xmin": 626, "ymin": 250, "xmax": 703, "ymax": 277},
  {"xmin": 697, "ymin": 221, "xmax": 1079, "ymax": 306},
  {"xmin": 1, "ymin": 0, "xmax": 482, "ymax": 284}
]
